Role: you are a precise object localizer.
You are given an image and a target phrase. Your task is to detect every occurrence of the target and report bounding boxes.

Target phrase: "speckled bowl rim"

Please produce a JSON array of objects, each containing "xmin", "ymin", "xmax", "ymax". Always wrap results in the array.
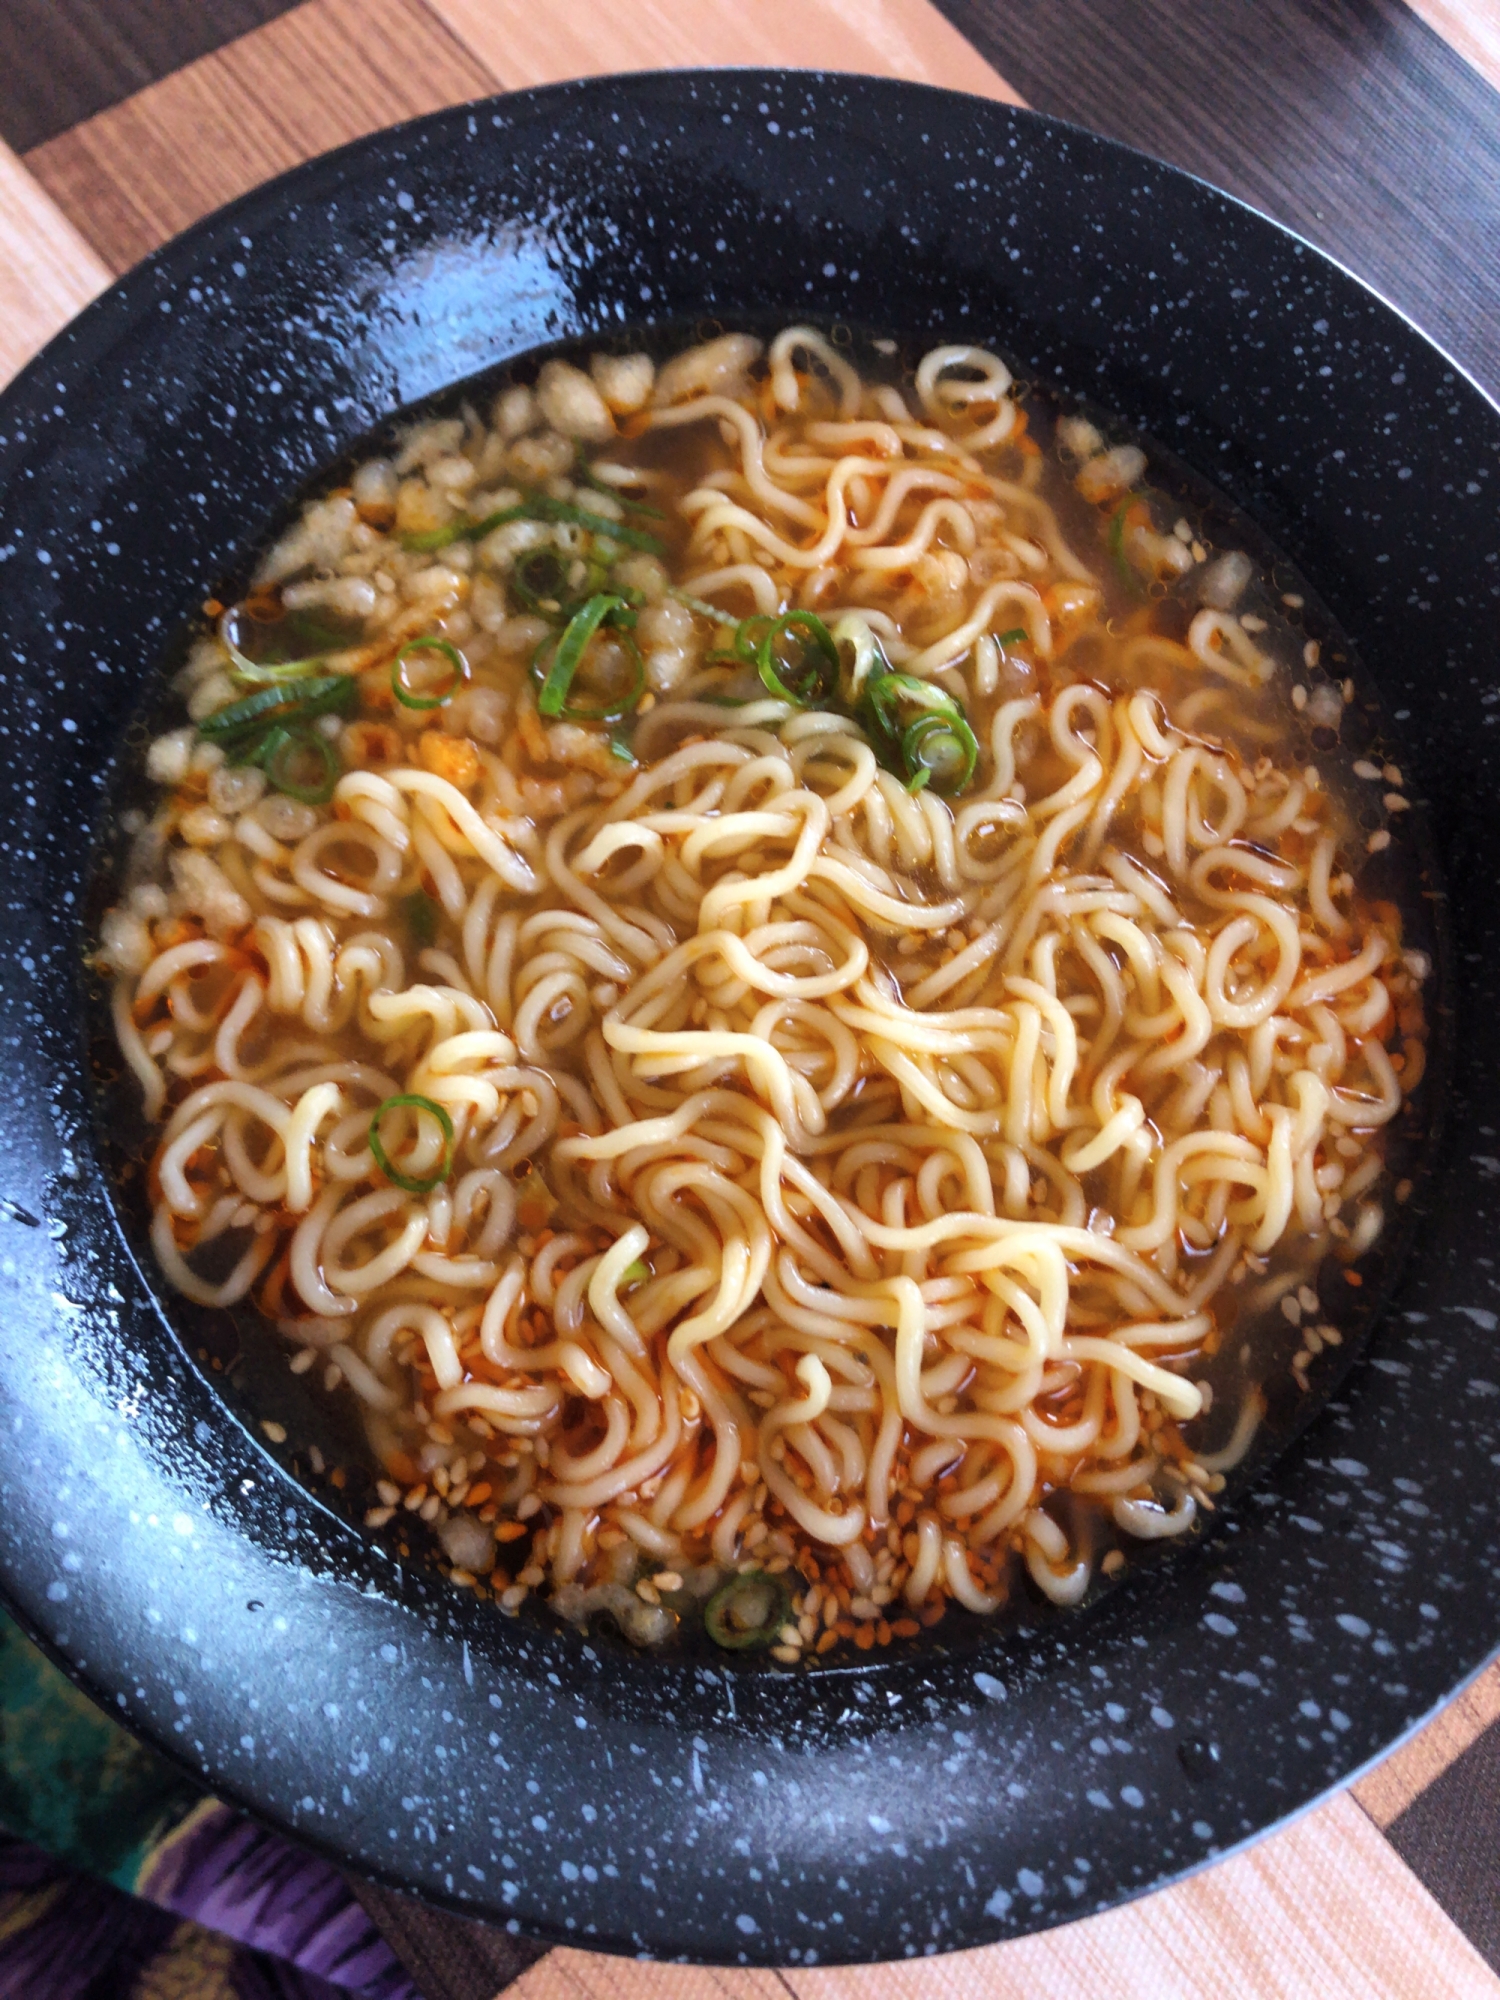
[{"xmin": 1, "ymin": 70, "xmax": 1499, "ymax": 1966}]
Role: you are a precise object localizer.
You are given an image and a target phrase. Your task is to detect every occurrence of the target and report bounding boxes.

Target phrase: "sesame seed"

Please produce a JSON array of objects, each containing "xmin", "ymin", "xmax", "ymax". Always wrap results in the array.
[
  {"xmin": 1367, "ymin": 829, "xmax": 1391, "ymax": 852},
  {"xmin": 261, "ymin": 1421, "xmax": 287, "ymax": 1444}
]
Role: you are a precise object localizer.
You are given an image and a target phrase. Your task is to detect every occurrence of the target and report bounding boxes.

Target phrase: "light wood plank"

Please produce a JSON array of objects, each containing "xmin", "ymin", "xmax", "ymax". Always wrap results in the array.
[
  {"xmin": 425, "ymin": 0, "xmax": 1022, "ymax": 103},
  {"xmin": 0, "ymin": 139, "xmax": 112, "ymax": 390},
  {"xmin": 509, "ymin": 1791, "xmax": 1499, "ymax": 2000},
  {"xmin": 22, "ymin": 0, "xmax": 496, "ymax": 275},
  {"xmin": 1354, "ymin": 1660, "xmax": 1500, "ymax": 1828},
  {"xmin": 1404, "ymin": 0, "xmax": 1500, "ymax": 96}
]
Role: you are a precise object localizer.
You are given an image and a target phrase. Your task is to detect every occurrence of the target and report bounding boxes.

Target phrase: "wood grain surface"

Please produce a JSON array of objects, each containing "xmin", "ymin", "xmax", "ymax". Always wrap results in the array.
[
  {"xmin": 23, "ymin": 0, "xmax": 494, "ymax": 275},
  {"xmin": 426, "ymin": 0, "xmax": 1016, "ymax": 99},
  {"xmin": 930, "ymin": 0, "xmax": 1500, "ymax": 401},
  {"xmin": 0, "ymin": 0, "xmax": 301, "ymax": 151},
  {"xmin": 1406, "ymin": 0, "xmax": 1500, "ymax": 91},
  {"xmin": 3, "ymin": 3, "xmax": 1500, "ymax": 1997},
  {"xmin": 511, "ymin": 1794, "xmax": 1500, "ymax": 2000},
  {"xmin": 0, "ymin": 136, "xmax": 111, "ymax": 386}
]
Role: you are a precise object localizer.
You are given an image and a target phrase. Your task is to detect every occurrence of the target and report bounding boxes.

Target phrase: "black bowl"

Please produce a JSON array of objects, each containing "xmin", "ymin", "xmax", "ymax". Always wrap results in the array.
[{"xmin": 2, "ymin": 71, "xmax": 1499, "ymax": 1967}]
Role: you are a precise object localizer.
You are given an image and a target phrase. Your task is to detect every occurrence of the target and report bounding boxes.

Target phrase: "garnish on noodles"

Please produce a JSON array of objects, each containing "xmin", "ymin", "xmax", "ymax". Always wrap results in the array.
[{"xmin": 97, "ymin": 328, "xmax": 1428, "ymax": 1659}]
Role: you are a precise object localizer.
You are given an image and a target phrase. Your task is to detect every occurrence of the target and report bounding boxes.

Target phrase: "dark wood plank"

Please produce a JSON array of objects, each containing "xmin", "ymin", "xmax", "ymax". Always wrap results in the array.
[
  {"xmin": 346, "ymin": 1876, "xmax": 548, "ymax": 2000},
  {"xmin": 1388, "ymin": 1715, "xmax": 1500, "ymax": 1977},
  {"xmin": 22, "ymin": 0, "xmax": 496, "ymax": 276},
  {"xmin": 931, "ymin": 0, "xmax": 1500, "ymax": 402},
  {"xmin": 0, "ymin": 0, "xmax": 305, "ymax": 153}
]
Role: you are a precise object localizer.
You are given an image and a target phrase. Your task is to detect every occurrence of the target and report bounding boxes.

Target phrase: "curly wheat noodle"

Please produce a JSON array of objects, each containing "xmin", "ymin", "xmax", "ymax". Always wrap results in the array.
[{"xmin": 104, "ymin": 326, "xmax": 1426, "ymax": 1646}]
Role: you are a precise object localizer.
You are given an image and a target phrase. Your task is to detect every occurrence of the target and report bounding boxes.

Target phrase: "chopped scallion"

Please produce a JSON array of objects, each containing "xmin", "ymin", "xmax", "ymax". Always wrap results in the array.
[
  {"xmin": 753, "ymin": 611, "xmax": 839, "ymax": 707},
  {"xmin": 392, "ymin": 636, "xmax": 469, "ymax": 711},
  {"xmin": 704, "ymin": 1570, "xmax": 793, "ymax": 1652},
  {"xmin": 534, "ymin": 594, "xmax": 644, "ymax": 722},
  {"xmin": 264, "ymin": 728, "xmax": 340, "ymax": 805},
  {"xmin": 368, "ymin": 1093, "xmax": 455, "ymax": 1195}
]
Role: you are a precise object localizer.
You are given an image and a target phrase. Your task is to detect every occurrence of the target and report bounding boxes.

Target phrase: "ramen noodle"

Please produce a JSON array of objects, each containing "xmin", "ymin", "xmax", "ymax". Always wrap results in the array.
[{"xmin": 97, "ymin": 327, "xmax": 1428, "ymax": 1659}]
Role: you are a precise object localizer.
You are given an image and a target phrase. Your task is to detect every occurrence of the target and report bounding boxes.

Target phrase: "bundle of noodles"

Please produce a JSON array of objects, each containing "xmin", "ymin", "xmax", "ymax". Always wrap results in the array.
[{"xmin": 98, "ymin": 325, "xmax": 1427, "ymax": 1656}]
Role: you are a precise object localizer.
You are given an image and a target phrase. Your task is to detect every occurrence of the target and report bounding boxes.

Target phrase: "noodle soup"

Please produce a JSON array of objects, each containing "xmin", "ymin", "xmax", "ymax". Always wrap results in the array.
[{"xmin": 94, "ymin": 327, "xmax": 1431, "ymax": 1661}]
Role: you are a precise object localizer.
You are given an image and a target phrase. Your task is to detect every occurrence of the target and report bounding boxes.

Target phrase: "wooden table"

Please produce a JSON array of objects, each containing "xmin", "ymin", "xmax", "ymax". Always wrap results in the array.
[{"xmin": 3, "ymin": 4, "xmax": 1499, "ymax": 1996}]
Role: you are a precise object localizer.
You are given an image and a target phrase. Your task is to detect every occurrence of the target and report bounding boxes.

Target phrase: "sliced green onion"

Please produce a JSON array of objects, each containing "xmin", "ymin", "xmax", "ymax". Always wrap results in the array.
[
  {"xmin": 607, "ymin": 734, "xmax": 636, "ymax": 763},
  {"xmin": 402, "ymin": 889, "xmax": 439, "ymax": 946},
  {"xmin": 265, "ymin": 728, "xmax": 340, "ymax": 805},
  {"xmin": 220, "ymin": 607, "xmax": 321, "ymax": 685},
  {"xmin": 401, "ymin": 508, "xmax": 512, "ymax": 553},
  {"xmin": 403, "ymin": 492, "xmax": 665, "ymax": 556},
  {"xmin": 995, "ymin": 626, "xmax": 1030, "ymax": 647},
  {"xmin": 902, "ymin": 711, "xmax": 979, "ymax": 796},
  {"xmin": 198, "ymin": 673, "xmax": 357, "ymax": 747},
  {"xmin": 534, "ymin": 594, "xmax": 644, "ymax": 722},
  {"xmin": 510, "ymin": 545, "xmax": 574, "ymax": 610},
  {"xmin": 754, "ymin": 611, "xmax": 839, "ymax": 707},
  {"xmin": 863, "ymin": 670, "xmax": 961, "ymax": 742},
  {"xmin": 621, "ymin": 1259, "xmax": 649, "ymax": 1285},
  {"xmin": 1110, "ymin": 494, "xmax": 1148, "ymax": 593},
  {"xmin": 247, "ymin": 723, "xmax": 293, "ymax": 773},
  {"xmin": 368, "ymin": 1093, "xmax": 455, "ymax": 1195},
  {"xmin": 523, "ymin": 493, "xmax": 665, "ymax": 555},
  {"xmin": 732, "ymin": 614, "xmax": 777, "ymax": 666},
  {"xmin": 704, "ymin": 1570, "xmax": 793, "ymax": 1652},
  {"xmin": 393, "ymin": 636, "xmax": 469, "ymax": 711}
]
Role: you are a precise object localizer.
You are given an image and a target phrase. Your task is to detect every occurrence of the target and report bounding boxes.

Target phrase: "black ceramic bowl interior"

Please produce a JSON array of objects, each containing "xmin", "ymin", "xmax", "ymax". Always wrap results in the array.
[{"xmin": 2, "ymin": 71, "xmax": 1499, "ymax": 1967}]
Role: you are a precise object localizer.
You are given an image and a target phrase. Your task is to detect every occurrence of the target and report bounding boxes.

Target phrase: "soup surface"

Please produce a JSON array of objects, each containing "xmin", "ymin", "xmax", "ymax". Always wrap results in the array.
[{"xmin": 97, "ymin": 327, "xmax": 1429, "ymax": 1660}]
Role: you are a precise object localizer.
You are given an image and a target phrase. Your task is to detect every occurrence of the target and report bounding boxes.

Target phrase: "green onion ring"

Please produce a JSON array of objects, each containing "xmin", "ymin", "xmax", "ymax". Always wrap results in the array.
[
  {"xmin": 994, "ymin": 626, "xmax": 1030, "ymax": 647},
  {"xmin": 534, "ymin": 594, "xmax": 644, "ymax": 721},
  {"xmin": 732, "ymin": 614, "xmax": 777, "ymax": 665},
  {"xmin": 509, "ymin": 545, "xmax": 575, "ymax": 611},
  {"xmin": 265, "ymin": 728, "xmax": 341, "ymax": 805},
  {"xmin": 704, "ymin": 1570, "xmax": 793, "ymax": 1652},
  {"xmin": 902, "ymin": 711, "xmax": 979, "ymax": 796},
  {"xmin": 754, "ymin": 611, "xmax": 840, "ymax": 707},
  {"xmin": 368, "ymin": 1093, "xmax": 455, "ymax": 1195},
  {"xmin": 219, "ymin": 606, "xmax": 323, "ymax": 684},
  {"xmin": 393, "ymin": 636, "xmax": 469, "ymax": 711},
  {"xmin": 863, "ymin": 670, "xmax": 962, "ymax": 742}
]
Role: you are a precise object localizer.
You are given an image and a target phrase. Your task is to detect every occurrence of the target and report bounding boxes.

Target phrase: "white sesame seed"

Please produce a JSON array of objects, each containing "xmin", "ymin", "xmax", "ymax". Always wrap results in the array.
[
  {"xmin": 1367, "ymin": 829, "xmax": 1391, "ymax": 852},
  {"xmin": 261, "ymin": 1421, "xmax": 287, "ymax": 1444}
]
